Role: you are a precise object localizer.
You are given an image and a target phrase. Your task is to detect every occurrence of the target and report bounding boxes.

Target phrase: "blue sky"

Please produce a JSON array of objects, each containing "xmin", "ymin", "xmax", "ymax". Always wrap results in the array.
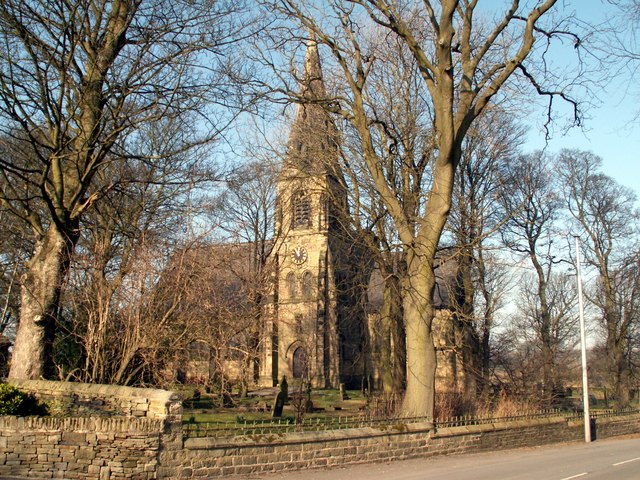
[
  {"xmin": 526, "ymin": 83, "xmax": 640, "ymax": 196},
  {"xmin": 523, "ymin": 0, "xmax": 640, "ymax": 196}
]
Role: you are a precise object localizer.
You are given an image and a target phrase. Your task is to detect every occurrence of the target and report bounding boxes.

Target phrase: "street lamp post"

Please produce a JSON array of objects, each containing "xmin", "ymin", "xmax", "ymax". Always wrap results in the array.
[{"xmin": 575, "ymin": 236, "xmax": 591, "ymax": 443}]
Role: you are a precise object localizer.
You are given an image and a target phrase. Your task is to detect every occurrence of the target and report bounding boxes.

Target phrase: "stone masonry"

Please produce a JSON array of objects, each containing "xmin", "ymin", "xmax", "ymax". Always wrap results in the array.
[
  {"xmin": 170, "ymin": 413, "xmax": 640, "ymax": 477},
  {"xmin": 1, "ymin": 380, "xmax": 182, "ymax": 479},
  {"xmin": 1, "ymin": 380, "xmax": 639, "ymax": 479}
]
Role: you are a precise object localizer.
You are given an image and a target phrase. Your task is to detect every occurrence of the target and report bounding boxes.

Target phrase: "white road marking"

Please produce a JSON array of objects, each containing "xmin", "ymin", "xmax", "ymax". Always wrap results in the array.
[
  {"xmin": 560, "ymin": 474, "xmax": 589, "ymax": 480},
  {"xmin": 613, "ymin": 456, "xmax": 640, "ymax": 466}
]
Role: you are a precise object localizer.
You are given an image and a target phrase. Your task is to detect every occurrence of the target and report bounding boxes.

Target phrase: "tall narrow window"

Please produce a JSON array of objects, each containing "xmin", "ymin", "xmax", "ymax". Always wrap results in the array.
[
  {"xmin": 286, "ymin": 272, "xmax": 296, "ymax": 298},
  {"xmin": 295, "ymin": 314, "xmax": 303, "ymax": 334},
  {"xmin": 301, "ymin": 271, "xmax": 313, "ymax": 298},
  {"xmin": 292, "ymin": 190, "xmax": 311, "ymax": 229},
  {"xmin": 319, "ymin": 193, "xmax": 329, "ymax": 229}
]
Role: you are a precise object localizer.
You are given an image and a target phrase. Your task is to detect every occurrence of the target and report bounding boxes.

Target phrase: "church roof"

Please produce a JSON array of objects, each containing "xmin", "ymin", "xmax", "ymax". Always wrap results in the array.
[{"xmin": 366, "ymin": 254, "xmax": 455, "ymax": 313}]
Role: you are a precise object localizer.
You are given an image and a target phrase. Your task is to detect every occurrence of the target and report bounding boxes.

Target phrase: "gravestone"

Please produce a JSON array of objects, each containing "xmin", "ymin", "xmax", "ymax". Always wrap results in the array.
[
  {"xmin": 271, "ymin": 379, "xmax": 288, "ymax": 418},
  {"xmin": 222, "ymin": 392, "xmax": 234, "ymax": 408},
  {"xmin": 280, "ymin": 375, "xmax": 288, "ymax": 403},
  {"xmin": 271, "ymin": 392, "xmax": 285, "ymax": 418},
  {"xmin": 305, "ymin": 382, "xmax": 314, "ymax": 412},
  {"xmin": 339, "ymin": 383, "xmax": 349, "ymax": 400}
]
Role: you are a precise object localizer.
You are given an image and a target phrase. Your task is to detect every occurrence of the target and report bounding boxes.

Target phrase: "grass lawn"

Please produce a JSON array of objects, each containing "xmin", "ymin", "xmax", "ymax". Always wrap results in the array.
[{"xmin": 182, "ymin": 388, "xmax": 368, "ymax": 424}]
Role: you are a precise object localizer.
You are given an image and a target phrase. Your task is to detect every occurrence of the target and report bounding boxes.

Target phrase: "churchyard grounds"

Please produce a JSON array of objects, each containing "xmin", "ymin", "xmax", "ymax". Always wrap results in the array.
[
  {"xmin": 178, "ymin": 382, "xmax": 617, "ymax": 439},
  {"xmin": 181, "ymin": 385, "xmax": 375, "ymax": 437}
]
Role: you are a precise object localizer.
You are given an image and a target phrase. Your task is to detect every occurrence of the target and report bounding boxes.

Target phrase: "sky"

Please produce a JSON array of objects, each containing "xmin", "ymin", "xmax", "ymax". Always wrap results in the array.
[
  {"xmin": 522, "ymin": 1, "xmax": 640, "ymax": 197},
  {"xmin": 526, "ymin": 88, "xmax": 640, "ymax": 196}
]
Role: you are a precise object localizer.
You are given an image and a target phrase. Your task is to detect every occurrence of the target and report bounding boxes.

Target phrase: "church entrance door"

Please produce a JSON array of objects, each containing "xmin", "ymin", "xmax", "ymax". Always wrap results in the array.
[{"xmin": 292, "ymin": 347, "xmax": 307, "ymax": 379}]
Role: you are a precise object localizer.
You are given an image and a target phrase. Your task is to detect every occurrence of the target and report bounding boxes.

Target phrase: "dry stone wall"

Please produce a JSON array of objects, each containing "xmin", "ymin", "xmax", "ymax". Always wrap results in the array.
[
  {"xmin": 1, "ymin": 416, "xmax": 164, "ymax": 479},
  {"xmin": 169, "ymin": 414, "xmax": 640, "ymax": 478},
  {"xmin": 1, "ymin": 380, "xmax": 182, "ymax": 479},
  {"xmin": 1, "ymin": 380, "xmax": 639, "ymax": 479}
]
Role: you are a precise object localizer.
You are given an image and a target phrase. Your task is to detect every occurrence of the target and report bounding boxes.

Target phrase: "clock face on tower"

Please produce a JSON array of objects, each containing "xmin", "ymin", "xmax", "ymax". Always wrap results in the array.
[{"xmin": 291, "ymin": 245, "xmax": 308, "ymax": 265}]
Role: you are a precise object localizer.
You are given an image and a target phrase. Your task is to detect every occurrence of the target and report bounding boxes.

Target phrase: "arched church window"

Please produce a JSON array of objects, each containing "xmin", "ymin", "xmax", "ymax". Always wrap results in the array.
[
  {"xmin": 286, "ymin": 272, "xmax": 296, "ymax": 298},
  {"xmin": 301, "ymin": 271, "xmax": 313, "ymax": 298},
  {"xmin": 292, "ymin": 190, "xmax": 311, "ymax": 229},
  {"xmin": 295, "ymin": 314, "xmax": 303, "ymax": 334}
]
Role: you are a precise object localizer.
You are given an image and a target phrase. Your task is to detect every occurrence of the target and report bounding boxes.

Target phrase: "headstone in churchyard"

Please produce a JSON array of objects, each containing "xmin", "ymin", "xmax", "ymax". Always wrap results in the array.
[
  {"xmin": 272, "ymin": 380, "xmax": 287, "ymax": 418},
  {"xmin": 340, "ymin": 382, "xmax": 349, "ymax": 400},
  {"xmin": 280, "ymin": 375, "xmax": 288, "ymax": 402},
  {"xmin": 271, "ymin": 391, "xmax": 285, "ymax": 418},
  {"xmin": 305, "ymin": 382, "xmax": 314, "ymax": 412},
  {"xmin": 222, "ymin": 391, "xmax": 234, "ymax": 408}
]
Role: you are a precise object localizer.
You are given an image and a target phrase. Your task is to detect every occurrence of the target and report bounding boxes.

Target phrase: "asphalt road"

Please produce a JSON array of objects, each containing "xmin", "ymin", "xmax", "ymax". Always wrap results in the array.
[{"xmin": 246, "ymin": 436, "xmax": 640, "ymax": 480}]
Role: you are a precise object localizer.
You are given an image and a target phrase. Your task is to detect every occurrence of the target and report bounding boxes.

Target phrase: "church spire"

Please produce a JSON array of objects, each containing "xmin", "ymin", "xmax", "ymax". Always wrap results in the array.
[
  {"xmin": 299, "ymin": 36, "xmax": 325, "ymax": 100},
  {"xmin": 283, "ymin": 36, "xmax": 339, "ymax": 176}
]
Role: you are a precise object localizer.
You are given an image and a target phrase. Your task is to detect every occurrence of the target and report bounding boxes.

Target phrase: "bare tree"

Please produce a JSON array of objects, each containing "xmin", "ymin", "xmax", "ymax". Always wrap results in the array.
[
  {"xmin": 155, "ymin": 239, "xmax": 278, "ymax": 395},
  {"xmin": 0, "ymin": 206, "xmax": 29, "ymax": 339},
  {"xmin": 499, "ymin": 151, "xmax": 568, "ymax": 401},
  {"xmin": 603, "ymin": 0, "xmax": 640, "ymax": 103},
  {"xmin": 54, "ymin": 116, "xmax": 218, "ymax": 383},
  {"xmin": 445, "ymin": 108, "xmax": 524, "ymax": 398},
  {"xmin": 218, "ymin": 157, "xmax": 280, "ymax": 394},
  {"xmin": 0, "ymin": 0, "xmax": 254, "ymax": 379},
  {"xmin": 589, "ymin": 254, "xmax": 640, "ymax": 405},
  {"xmin": 558, "ymin": 149, "xmax": 639, "ymax": 406},
  {"xmin": 335, "ymin": 29, "xmax": 432, "ymax": 396},
  {"xmin": 260, "ymin": 0, "xmax": 584, "ymax": 417},
  {"xmin": 222, "ymin": 157, "xmax": 279, "ymax": 277},
  {"xmin": 513, "ymin": 272, "xmax": 579, "ymax": 398}
]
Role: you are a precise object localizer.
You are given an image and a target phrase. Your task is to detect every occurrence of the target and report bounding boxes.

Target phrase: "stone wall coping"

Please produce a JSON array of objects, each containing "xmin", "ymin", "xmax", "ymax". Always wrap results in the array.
[
  {"xmin": 433, "ymin": 416, "xmax": 569, "ymax": 438},
  {"xmin": 8, "ymin": 379, "xmax": 180, "ymax": 404},
  {"xmin": 184, "ymin": 416, "xmax": 581, "ymax": 450},
  {"xmin": 184, "ymin": 421, "xmax": 436, "ymax": 450},
  {"xmin": 0, "ymin": 414, "xmax": 164, "ymax": 433}
]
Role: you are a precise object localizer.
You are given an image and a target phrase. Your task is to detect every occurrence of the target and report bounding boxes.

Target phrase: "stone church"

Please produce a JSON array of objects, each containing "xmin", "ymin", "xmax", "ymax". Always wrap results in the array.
[
  {"xmin": 257, "ymin": 39, "xmax": 369, "ymax": 389},
  {"xmin": 254, "ymin": 40, "xmax": 463, "ymax": 391}
]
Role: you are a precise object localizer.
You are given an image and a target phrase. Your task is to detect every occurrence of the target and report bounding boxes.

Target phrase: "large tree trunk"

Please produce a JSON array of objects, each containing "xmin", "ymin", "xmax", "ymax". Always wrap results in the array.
[
  {"xmin": 453, "ymin": 248, "xmax": 481, "ymax": 399},
  {"xmin": 530, "ymin": 252, "xmax": 555, "ymax": 403},
  {"xmin": 601, "ymin": 276, "xmax": 630, "ymax": 407},
  {"xmin": 400, "ymin": 259, "xmax": 437, "ymax": 418},
  {"xmin": 477, "ymin": 253, "xmax": 494, "ymax": 398},
  {"xmin": 479, "ymin": 310, "xmax": 492, "ymax": 397},
  {"xmin": 391, "ymin": 285, "xmax": 407, "ymax": 394},
  {"xmin": 9, "ymin": 226, "xmax": 76, "ymax": 379},
  {"xmin": 380, "ymin": 274, "xmax": 405, "ymax": 394},
  {"xmin": 610, "ymin": 338, "xmax": 631, "ymax": 407}
]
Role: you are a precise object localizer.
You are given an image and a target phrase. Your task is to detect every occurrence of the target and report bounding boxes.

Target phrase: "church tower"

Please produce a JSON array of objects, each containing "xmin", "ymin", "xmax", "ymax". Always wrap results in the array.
[{"xmin": 261, "ymin": 38, "xmax": 365, "ymax": 389}]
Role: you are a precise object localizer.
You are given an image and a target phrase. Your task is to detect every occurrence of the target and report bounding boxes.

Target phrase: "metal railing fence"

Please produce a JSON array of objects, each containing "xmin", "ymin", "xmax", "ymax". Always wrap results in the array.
[{"xmin": 181, "ymin": 407, "xmax": 639, "ymax": 439}]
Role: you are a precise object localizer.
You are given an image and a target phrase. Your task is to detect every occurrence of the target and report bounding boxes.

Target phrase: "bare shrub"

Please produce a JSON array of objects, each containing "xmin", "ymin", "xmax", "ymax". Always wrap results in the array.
[
  {"xmin": 366, "ymin": 392, "xmax": 403, "ymax": 418},
  {"xmin": 434, "ymin": 392, "xmax": 476, "ymax": 420},
  {"xmin": 475, "ymin": 391, "xmax": 542, "ymax": 418}
]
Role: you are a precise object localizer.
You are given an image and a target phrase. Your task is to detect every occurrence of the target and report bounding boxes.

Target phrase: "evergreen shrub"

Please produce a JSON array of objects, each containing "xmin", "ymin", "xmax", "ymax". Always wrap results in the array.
[{"xmin": 0, "ymin": 383, "xmax": 48, "ymax": 416}]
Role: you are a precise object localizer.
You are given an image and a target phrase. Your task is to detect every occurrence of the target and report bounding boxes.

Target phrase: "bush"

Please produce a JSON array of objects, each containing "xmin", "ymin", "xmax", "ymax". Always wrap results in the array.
[
  {"xmin": 434, "ymin": 391, "xmax": 476, "ymax": 420},
  {"xmin": 475, "ymin": 390, "xmax": 541, "ymax": 418},
  {"xmin": 0, "ymin": 384, "xmax": 48, "ymax": 416}
]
